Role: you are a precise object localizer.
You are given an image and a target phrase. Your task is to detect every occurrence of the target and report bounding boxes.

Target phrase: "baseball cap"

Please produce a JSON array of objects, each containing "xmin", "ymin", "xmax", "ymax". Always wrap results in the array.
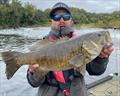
[{"xmin": 49, "ymin": 2, "xmax": 71, "ymax": 18}]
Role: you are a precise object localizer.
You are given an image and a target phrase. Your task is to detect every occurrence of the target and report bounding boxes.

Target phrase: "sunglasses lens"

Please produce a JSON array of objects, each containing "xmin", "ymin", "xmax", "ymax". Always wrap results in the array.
[
  {"xmin": 53, "ymin": 15, "xmax": 61, "ymax": 21},
  {"xmin": 63, "ymin": 14, "xmax": 71, "ymax": 21}
]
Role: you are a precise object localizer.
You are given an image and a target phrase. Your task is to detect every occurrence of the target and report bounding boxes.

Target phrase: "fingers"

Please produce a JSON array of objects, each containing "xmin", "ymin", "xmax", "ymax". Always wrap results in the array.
[
  {"xmin": 28, "ymin": 64, "xmax": 39, "ymax": 73},
  {"xmin": 99, "ymin": 46, "xmax": 114, "ymax": 58},
  {"xmin": 99, "ymin": 51, "xmax": 109, "ymax": 58},
  {"xmin": 103, "ymin": 48, "xmax": 113, "ymax": 55},
  {"xmin": 108, "ymin": 46, "xmax": 114, "ymax": 52}
]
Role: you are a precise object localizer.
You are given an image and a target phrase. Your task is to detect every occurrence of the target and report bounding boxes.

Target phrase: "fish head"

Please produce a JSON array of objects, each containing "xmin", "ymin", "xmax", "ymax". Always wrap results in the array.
[
  {"xmin": 99, "ymin": 31, "xmax": 113, "ymax": 47},
  {"xmin": 103, "ymin": 31, "xmax": 113, "ymax": 47},
  {"xmin": 88, "ymin": 31, "xmax": 113, "ymax": 47}
]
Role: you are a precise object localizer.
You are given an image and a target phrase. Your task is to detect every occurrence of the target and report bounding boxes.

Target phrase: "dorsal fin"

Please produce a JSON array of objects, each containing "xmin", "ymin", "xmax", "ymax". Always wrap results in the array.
[{"xmin": 29, "ymin": 37, "xmax": 69, "ymax": 51}]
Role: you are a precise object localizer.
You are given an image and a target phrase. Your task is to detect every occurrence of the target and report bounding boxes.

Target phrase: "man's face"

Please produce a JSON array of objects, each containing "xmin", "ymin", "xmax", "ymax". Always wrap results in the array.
[{"xmin": 51, "ymin": 9, "xmax": 72, "ymax": 29}]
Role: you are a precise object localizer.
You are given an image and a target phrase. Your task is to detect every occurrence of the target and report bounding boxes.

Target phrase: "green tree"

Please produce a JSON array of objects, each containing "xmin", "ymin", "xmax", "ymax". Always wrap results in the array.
[{"xmin": 0, "ymin": 0, "xmax": 9, "ymax": 4}]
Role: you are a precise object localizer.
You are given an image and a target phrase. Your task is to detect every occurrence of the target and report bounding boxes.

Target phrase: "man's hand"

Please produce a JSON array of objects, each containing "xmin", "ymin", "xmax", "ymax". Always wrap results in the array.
[
  {"xmin": 99, "ymin": 46, "xmax": 114, "ymax": 58},
  {"xmin": 28, "ymin": 64, "xmax": 39, "ymax": 73}
]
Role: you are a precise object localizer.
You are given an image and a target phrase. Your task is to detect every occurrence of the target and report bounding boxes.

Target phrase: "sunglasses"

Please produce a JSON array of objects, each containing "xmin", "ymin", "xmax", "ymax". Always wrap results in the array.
[{"xmin": 52, "ymin": 14, "xmax": 71, "ymax": 21}]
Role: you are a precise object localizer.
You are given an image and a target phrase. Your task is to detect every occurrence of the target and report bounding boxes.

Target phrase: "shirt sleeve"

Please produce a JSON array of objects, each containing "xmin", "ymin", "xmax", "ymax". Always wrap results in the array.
[{"xmin": 86, "ymin": 56, "xmax": 109, "ymax": 75}]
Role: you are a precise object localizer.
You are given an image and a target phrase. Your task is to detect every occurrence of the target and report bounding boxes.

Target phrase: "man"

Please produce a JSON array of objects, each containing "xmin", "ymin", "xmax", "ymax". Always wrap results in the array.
[{"xmin": 27, "ymin": 2, "xmax": 113, "ymax": 96}]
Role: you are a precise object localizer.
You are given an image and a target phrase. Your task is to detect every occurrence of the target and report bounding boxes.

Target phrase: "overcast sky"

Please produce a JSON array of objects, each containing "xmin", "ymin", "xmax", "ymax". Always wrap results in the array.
[{"xmin": 20, "ymin": 0, "xmax": 120, "ymax": 13}]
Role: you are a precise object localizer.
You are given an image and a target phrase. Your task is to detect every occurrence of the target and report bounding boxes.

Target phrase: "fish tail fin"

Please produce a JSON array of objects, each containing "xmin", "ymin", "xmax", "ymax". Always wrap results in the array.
[{"xmin": 2, "ymin": 51, "xmax": 22, "ymax": 80}]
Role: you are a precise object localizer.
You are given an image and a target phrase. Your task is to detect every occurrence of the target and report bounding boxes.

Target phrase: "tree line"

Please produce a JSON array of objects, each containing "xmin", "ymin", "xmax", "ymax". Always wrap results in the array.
[{"xmin": 0, "ymin": 0, "xmax": 120, "ymax": 28}]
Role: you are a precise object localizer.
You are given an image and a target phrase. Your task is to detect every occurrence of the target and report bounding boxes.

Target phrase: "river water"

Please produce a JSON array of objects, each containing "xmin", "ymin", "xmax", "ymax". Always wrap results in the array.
[{"xmin": 0, "ymin": 27, "xmax": 120, "ymax": 96}]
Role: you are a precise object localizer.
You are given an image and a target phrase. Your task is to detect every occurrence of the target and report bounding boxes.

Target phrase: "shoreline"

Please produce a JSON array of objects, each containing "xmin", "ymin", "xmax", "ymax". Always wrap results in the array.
[{"xmin": 0, "ymin": 24, "xmax": 120, "ymax": 30}]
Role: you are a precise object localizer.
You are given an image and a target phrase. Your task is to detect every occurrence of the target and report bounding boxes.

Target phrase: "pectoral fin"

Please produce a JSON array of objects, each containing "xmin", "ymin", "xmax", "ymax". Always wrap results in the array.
[
  {"xmin": 69, "ymin": 48, "xmax": 92, "ymax": 67},
  {"xmin": 82, "ymin": 40, "xmax": 102, "ymax": 60},
  {"xmin": 69, "ymin": 53, "xmax": 85, "ymax": 67}
]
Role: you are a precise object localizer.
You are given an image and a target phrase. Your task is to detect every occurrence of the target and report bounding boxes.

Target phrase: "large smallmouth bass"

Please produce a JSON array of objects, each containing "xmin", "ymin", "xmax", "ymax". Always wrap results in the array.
[{"xmin": 2, "ymin": 31, "xmax": 113, "ymax": 79}]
